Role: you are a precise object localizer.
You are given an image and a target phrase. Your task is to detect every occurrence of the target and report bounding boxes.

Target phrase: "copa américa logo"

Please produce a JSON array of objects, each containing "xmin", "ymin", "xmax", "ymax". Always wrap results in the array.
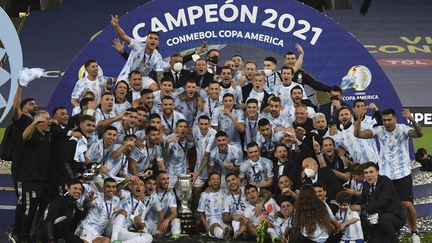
[
  {"xmin": 0, "ymin": 8, "xmax": 23, "ymax": 123},
  {"xmin": 340, "ymin": 65, "xmax": 372, "ymax": 92}
]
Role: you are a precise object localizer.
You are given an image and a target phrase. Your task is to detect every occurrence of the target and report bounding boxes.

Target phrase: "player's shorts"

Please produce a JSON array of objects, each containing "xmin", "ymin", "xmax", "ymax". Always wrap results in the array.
[
  {"xmin": 392, "ymin": 174, "xmax": 413, "ymax": 202},
  {"xmin": 78, "ymin": 227, "xmax": 100, "ymax": 242}
]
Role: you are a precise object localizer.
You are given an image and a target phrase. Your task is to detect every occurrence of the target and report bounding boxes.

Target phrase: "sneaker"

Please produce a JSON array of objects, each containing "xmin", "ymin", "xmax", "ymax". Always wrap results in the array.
[
  {"xmin": 262, "ymin": 220, "xmax": 269, "ymax": 232},
  {"xmin": 411, "ymin": 232, "xmax": 421, "ymax": 243},
  {"xmin": 170, "ymin": 233, "xmax": 189, "ymax": 240},
  {"xmin": 8, "ymin": 232, "xmax": 17, "ymax": 243},
  {"xmin": 272, "ymin": 236, "xmax": 282, "ymax": 243},
  {"xmin": 256, "ymin": 225, "xmax": 264, "ymax": 243},
  {"xmin": 223, "ymin": 226, "xmax": 232, "ymax": 240}
]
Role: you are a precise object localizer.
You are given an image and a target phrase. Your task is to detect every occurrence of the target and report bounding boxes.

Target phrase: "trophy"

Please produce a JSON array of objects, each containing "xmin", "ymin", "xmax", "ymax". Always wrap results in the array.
[{"xmin": 175, "ymin": 174, "xmax": 194, "ymax": 234}]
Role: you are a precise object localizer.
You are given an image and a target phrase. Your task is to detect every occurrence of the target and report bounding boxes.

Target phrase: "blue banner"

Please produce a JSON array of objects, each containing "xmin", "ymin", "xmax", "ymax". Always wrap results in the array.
[{"xmin": 48, "ymin": 0, "xmax": 402, "ymax": 117}]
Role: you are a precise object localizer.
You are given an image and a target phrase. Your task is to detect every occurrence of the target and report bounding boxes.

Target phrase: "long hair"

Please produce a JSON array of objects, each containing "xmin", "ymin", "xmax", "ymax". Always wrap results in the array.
[{"xmin": 290, "ymin": 184, "xmax": 333, "ymax": 239}]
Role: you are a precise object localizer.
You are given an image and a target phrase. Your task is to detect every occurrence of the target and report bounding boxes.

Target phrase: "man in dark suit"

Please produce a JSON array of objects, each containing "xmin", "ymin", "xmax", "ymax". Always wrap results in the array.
[
  {"xmin": 299, "ymin": 138, "xmax": 342, "ymax": 201},
  {"xmin": 351, "ymin": 162, "xmax": 405, "ymax": 243},
  {"xmin": 49, "ymin": 106, "xmax": 71, "ymax": 197},
  {"xmin": 242, "ymin": 72, "xmax": 272, "ymax": 111},
  {"xmin": 162, "ymin": 53, "xmax": 191, "ymax": 89},
  {"xmin": 190, "ymin": 58, "xmax": 214, "ymax": 90},
  {"xmin": 205, "ymin": 49, "xmax": 222, "ymax": 75},
  {"xmin": 319, "ymin": 85, "xmax": 351, "ymax": 128}
]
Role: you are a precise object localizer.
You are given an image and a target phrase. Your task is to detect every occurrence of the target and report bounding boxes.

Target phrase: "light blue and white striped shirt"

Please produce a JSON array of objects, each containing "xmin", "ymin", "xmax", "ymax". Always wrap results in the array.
[{"xmin": 372, "ymin": 124, "xmax": 413, "ymax": 180}]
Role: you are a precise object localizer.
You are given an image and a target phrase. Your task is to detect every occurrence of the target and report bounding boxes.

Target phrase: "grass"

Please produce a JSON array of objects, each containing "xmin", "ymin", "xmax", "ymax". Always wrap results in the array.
[
  {"xmin": 400, "ymin": 232, "xmax": 432, "ymax": 242},
  {"xmin": 0, "ymin": 128, "xmax": 4, "ymax": 144},
  {"xmin": 413, "ymin": 127, "xmax": 432, "ymax": 154}
]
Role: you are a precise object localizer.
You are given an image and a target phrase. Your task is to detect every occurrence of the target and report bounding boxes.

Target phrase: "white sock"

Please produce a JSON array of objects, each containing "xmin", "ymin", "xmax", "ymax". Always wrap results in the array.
[
  {"xmin": 213, "ymin": 226, "xmax": 224, "ymax": 239},
  {"xmin": 232, "ymin": 220, "xmax": 240, "ymax": 233},
  {"xmin": 123, "ymin": 234, "xmax": 153, "ymax": 243},
  {"xmin": 268, "ymin": 227, "xmax": 279, "ymax": 239},
  {"xmin": 111, "ymin": 214, "xmax": 125, "ymax": 240},
  {"xmin": 171, "ymin": 218, "xmax": 181, "ymax": 235}
]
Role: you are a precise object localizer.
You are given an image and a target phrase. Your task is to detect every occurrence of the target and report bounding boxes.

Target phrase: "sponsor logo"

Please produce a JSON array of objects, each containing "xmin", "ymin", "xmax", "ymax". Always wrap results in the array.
[
  {"xmin": 341, "ymin": 65, "xmax": 372, "ymax": 91},
  {"xmin": 378, "ymin": 59, "xmax": 432, "ymax": 67}
]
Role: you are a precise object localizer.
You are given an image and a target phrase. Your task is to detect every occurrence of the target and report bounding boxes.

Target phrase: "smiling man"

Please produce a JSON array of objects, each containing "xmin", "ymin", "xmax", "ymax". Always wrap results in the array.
[
  {"xmin": 111, "ymin": 15, "xmax": 169, "ymax": 83},
  {"xmin": 351, "ymin": 162, "xmax": 405, "ymax": 243},
  {"xmin": 76, "ymin": 178, "xmax": 120, "ymax": 243},
  {"xmin": 43, "ymin": 179, "xmax": 87, "ymax": 243}
]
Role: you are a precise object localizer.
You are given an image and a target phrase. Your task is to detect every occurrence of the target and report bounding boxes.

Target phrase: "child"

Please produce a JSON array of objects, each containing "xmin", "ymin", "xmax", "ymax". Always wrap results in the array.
[
  {"xmin": 274, "ymin": 196, "xmax": 295, "ymax": 243},
  {"xmin": 343, "ymin": 163, "xmax": 364, "ymax": 203},
  {"xmin": 335, "ymin": 191, "xmax": 364, "ymax": 243}
]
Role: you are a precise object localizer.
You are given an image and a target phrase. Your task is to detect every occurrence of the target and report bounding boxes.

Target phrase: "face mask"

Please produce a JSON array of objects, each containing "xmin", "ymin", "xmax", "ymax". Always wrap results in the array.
[
  {"xmin": 207, "ymin": 56, "xmax": 219, "ymax": 64},
  {"xmin": 304, "ymin": 168, "xmax": 315, "ymax": 178},
  {"xmin": 263, "ymin": 68, "xmax": 273, "ymax": 76},
  {"xmin": 173, "ymin": 62, "xmax": 183, "ymax": 72}
]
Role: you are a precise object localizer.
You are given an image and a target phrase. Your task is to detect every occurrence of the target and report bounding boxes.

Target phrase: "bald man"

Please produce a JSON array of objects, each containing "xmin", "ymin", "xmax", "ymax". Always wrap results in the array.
[{"xmin": 299, "ymin": 139, "xmax": 342, "ymax": 201}]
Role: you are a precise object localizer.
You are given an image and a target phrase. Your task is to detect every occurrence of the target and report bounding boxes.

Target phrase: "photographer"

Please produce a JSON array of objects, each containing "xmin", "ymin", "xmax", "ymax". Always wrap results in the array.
[
  {"xmin": 319, "ymin": 86, "xmax": 350, "ymax": 129},
  {"xmin": 351, "ymin": 162, "xmax": 405, "ymax": 243},
  {"xmin": 416, "ymin": 148, "xmax": 432, "ymax": 172}
]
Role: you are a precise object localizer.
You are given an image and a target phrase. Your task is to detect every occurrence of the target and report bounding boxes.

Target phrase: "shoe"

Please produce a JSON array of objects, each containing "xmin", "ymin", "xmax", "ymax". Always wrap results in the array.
[
  {"xmin": 262, "ymin": 220, "xmax": 269, "ymax": 232},
  {"xmin": 8, "ymin": 232, "xmax": 17, "ymax": 243},
  {"xmin": 411, "ymin": 232, "xmax": 421, "ymax": 243},
  {"xmin": 223, "ymin": 226, "xmax": 232, "ymax": 240},
  {"xmin": 272, "ymin": 236, "xmax": 282, "ymax": 243},
  {"xmin": 170, "ymin": 233, "xmax": 189, "ymax": 240},
  {"xmin": 256, "ymin": 225, "xmax": 264, "ymax": 243}
]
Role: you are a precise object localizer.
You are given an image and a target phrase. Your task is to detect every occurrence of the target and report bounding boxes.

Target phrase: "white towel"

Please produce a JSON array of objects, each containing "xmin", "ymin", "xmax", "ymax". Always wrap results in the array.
[{"xmin": 18, "ymin": 67, "xmax": 45, "ymax": 87}]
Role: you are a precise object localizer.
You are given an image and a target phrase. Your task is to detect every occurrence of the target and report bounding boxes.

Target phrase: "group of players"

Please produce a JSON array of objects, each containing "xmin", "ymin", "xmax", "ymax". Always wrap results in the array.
[{"xmin": 7, "ymin": 14, "xmax": 423, "ymax": 243}]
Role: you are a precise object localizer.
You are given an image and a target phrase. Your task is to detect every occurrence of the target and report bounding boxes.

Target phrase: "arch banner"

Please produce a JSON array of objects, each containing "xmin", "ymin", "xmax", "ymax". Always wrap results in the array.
[{"xmin": 48, "ymin": 0, "xmax": 403, "ymax": 117}]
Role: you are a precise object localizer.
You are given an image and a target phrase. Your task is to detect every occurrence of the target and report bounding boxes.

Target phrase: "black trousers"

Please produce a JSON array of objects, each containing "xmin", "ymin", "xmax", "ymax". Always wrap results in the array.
[
  {"xmin": 366, "ymin": 212, "xmax": 405, "ymax": 243},
  {"xmin": 19, "ymin": 181, "xmax": 51, "ymax": 241}
]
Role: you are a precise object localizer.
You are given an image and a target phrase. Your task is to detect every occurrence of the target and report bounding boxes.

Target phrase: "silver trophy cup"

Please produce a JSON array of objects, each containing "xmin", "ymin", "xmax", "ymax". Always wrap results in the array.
[{"xmin": 175, "ymin": 174, "xmax": 193, "ymax": 214}]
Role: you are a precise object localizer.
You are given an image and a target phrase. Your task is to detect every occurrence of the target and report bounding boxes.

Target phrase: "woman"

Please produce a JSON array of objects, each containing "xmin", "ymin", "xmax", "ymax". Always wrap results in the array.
[
  {"xmin": 113, "ymin": 80, "xmax": 131, "ymax": 116},
  {"xmin": 290, "ymin": 184, "xmax": 334, "ymax": 243}
]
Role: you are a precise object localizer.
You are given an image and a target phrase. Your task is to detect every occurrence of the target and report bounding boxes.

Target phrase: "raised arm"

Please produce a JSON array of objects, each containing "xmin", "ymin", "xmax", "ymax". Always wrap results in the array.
[
  {"xmin": 22, "ymin": 115, "xmax": 46, "ymax": 141},
  {"xmin": 313, "ymin": 136, "xmax": 326, "ymax": 168},
  {"xmin": 403, "ymin": 108, "xmax": 423, "ymax": 138},
  {"xmin": 12, "ymin": 80, "xmax": 23, "ymax": 120},
  {"xmin": 293, "ymin": 44, "xmax": 304, "ymax": 73},
  {"xmin": 111, "ymin": 15, "xmax": 131, "ymax": 45},
  {"xmin": 353, "ymin": 111, "xmax": 374, "ymax": 139}
]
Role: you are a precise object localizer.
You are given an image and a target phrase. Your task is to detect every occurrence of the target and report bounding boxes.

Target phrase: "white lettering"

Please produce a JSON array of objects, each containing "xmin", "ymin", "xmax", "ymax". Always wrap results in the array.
[
  {"xmin": 187, "ymin": 6, "xmax": 203, "ymax": 25},
  {"xmin": 151, "ymin": 17, "xmax": 168, "ymax": 32},
  {"xmin": 219, "ymin": 3, "xmax": 239, "ymax": 22},
  {"xmin": 164, "ymin": 9, "xmax": 187, "ymax": 31},
  {"xmin": 240, "ymin": 5, "xmax": 257, "ymax": 23},
  {"xmin": 204, "ymin": 4, "xmax": 219, "ymax": 22},
  {"xmin": 277, "ymin": 14, "xmax": 295, "ymax": 33},
  {"xmin": 425, "ymin": 114, "xmax": 432, "ymax": 125},
  {"xmin": 132, "ymin": 22, "xmax": 147, "ymax": 42}
]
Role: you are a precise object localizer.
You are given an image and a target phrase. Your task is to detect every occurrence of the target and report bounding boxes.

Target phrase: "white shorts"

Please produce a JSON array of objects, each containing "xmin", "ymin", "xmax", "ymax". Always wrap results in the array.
[
  {"xmin": 78, "ymin": 227, "xmax": 100, "ymax": 242},
  {"xmin": 207, "ymin": 215, "xmax": 225, "ymax": 229},
  {"xmin": 145, "ymin": 220, "xmax": 158, "ymax": 235}
]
